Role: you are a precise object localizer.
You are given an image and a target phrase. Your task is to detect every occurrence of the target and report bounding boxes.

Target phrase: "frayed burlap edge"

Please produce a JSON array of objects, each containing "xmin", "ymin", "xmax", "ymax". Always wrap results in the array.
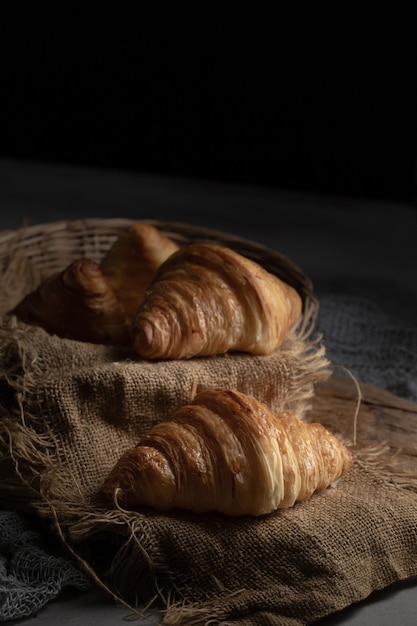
[{"xmin": 0, "ymin": 312, "xmax": 331, "ymax": 422}]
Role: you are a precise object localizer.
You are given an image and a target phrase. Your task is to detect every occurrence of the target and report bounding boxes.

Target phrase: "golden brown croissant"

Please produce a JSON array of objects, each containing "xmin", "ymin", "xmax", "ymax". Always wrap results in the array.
[
  {"xmin": 99, "ymin": 388, "xmax": 353, "ymax": 516},
  {"xmin": 99, "ymin": 222, "xmax": 179, "ymax": 321},
  {"xmin": 11, "ymin": 258, "xmax": 132, "ymax": 346},
  {"xmin": 131, "ymin": 243, "xmax": 303, "ymax": 359}
]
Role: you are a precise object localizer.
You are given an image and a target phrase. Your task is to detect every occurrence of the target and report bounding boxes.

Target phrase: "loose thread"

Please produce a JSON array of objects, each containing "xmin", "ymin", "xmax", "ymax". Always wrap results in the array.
[
  {"xmin": 189, "ymin": 380, "xmax": 198, "ymax": 402},
  {"xmin": 46, "ymin": 501, "xmax": 162, "ymax": 625},
  {"xmin": 331, "ymin": 364, "xmax": 363, "ymax": 446}
]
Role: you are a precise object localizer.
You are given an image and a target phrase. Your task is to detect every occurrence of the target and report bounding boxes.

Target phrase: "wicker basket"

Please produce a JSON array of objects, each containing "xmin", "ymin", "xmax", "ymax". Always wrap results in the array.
[{"xmin": 0, "ymin": 217, "xmax": 319, "ymax": 339}]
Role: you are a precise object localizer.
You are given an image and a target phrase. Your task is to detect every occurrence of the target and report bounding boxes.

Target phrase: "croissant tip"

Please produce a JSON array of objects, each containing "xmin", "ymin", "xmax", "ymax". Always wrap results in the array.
[
  {"xmin": 97, "ymin": 484, "xmax": 112, "ymax": 506},
  {"xmin": 133, "ymin": 319, "xmax": 157, "ymax": 357}
]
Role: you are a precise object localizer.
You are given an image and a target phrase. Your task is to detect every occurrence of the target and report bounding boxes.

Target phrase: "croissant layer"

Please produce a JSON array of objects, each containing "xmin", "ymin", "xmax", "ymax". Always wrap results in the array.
[
  {"xmin": 99, "ymin": 388, "xmax": 353, "ymax": 516},
  {"xmin": 131, "ymin": 243, "xmax": 303, "ymax": 359}
]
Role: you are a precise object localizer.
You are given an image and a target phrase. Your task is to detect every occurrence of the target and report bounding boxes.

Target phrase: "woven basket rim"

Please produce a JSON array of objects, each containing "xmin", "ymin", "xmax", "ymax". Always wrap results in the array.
[{"xmin": 0, "ymin": 217, "xmax": 319, "ymax": 340}]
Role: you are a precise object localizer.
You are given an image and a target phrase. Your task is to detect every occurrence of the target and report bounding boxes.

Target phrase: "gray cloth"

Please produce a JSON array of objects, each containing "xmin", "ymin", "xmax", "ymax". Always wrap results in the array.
[
  {"xmin": 316, "ymin": 294, "xmax": 417, "ymax": 402},
  {"xmin": 1, "ymin": 294, "xmax": 416, "ymax": 621},
  {"xmin": 0, "ymin": 511, "xmax": 90, "ymax": 622}
]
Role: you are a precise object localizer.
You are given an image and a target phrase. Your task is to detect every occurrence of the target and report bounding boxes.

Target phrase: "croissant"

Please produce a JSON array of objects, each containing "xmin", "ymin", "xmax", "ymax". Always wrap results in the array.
[
  {"xmin": 11, "ymin": 258, "xmax": 132, "ymax": 346},
  {"xmin": 131, "ymin": 243, "xmax": 303, "ymax": 359},
  {"xmin": 99, "ymin": 222, "xmax": 179, "ymax": 321},
  {"xmin": 99, "ymin": 388, "xmax": 353, "ymax": 516}
]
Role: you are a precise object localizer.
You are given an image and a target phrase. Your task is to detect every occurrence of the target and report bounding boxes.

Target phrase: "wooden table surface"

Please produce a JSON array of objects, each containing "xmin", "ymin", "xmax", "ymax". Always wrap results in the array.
[{"xmin": 313, "ymin": 373, "xmax": 417, "ymax": 471}]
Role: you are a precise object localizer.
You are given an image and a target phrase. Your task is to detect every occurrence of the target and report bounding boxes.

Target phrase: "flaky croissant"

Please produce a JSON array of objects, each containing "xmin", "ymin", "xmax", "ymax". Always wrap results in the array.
[
  {"xmin": 99, "ymin": 388, "xmax": 353, "ymax": 516},
  {"xmin": 131, "ymin": 243, "xmax": 303, "ymax": 359},
  {"xmin": 100, "ymin": 222, "xmax": 179, "ymax": 321},
  {"xmin": 11, "ymin": 258, "xmax": 131, "ymax": 346}
]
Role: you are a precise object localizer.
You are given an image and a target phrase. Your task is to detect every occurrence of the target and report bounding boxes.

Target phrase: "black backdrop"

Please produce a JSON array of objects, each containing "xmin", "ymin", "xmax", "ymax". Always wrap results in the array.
[{"xmin": 4, "ymin": 39, "xmax": 417, "ymax": 203}]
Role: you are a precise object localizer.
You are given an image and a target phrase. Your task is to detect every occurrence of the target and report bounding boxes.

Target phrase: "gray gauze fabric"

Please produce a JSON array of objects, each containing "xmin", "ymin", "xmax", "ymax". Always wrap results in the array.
[
  {"xmin": 316, "ymin": 294, "xmax": 417, "ymax": 402},
  {"xmin": 0, "ymin": 511, "xmax": 90, "ymax": 622}
]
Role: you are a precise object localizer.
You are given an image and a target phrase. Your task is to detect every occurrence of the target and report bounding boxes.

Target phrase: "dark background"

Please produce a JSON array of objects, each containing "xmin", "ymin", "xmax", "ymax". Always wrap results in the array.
[{"xmin": 3, "ymin": 39, "xmax": 417, "ymax": 204}]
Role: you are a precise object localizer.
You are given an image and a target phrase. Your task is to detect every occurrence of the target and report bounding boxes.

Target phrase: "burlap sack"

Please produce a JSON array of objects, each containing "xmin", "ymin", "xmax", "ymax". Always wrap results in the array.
[{"xmin": 1, "ymin": 220, "xmax": 417, "ymax": 625}]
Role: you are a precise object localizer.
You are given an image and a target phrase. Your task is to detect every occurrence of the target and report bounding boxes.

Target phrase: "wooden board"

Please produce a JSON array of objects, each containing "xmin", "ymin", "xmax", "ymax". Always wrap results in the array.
[{"xmin": 311, "ymin": 374, "xmax": 417, "ymax": 472}]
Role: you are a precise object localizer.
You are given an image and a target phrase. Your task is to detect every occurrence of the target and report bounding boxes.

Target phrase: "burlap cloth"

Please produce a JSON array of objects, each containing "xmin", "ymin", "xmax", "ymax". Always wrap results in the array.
[{"xmin": 1, "ymin": 297, "xmax": 417, "ymax": 625}]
